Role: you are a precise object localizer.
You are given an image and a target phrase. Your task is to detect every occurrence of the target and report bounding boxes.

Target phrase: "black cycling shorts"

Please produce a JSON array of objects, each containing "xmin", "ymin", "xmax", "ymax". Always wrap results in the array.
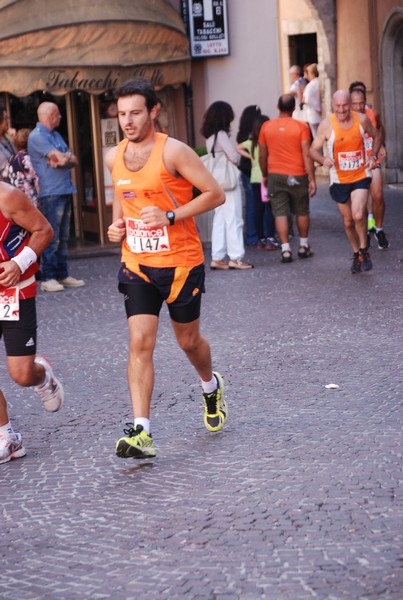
[
  {"xmin": 118, "ymin": 263, "xmax": 205, "ymax": 323},
  {"xmin": 0, "ymin": 297, "xmax": 37, "ymax": 356}
]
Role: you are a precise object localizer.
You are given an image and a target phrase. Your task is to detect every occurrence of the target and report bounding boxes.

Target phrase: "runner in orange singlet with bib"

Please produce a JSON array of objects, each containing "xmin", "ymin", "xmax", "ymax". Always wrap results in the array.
[
  {"xmin": 350, "ymin": 86, "xmax": 389, "ymax": 250},
  {"xmin": 310, "ymin": 90, "xmax": 381, "ymax": 274},
  {"xmin": 105, "ymin": 77, "xmax": 227, "ymax": 459}
]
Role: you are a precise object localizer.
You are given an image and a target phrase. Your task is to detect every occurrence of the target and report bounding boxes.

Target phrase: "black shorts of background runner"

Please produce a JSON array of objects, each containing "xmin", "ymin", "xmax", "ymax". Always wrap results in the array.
[
  {"xmin": 118, "ymin": 263, "xmax": 205, "ymax": 323},
  {"xmin": 0, "ymin": 297, "xmax": 37, "ymax": 356},
  {"xmin": 329, "ymin": 177, "xmax": 372, "ymax": 203}
]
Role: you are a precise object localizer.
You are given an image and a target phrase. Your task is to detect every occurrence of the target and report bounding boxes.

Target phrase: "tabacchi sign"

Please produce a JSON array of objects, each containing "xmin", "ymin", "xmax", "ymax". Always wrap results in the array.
[
  {"xmin": 45, "ymin": 68, "xmax": 165, "ymax": 92},
  {"xmin": 187, "ymin": 0, "xmax": 229, "ymax": 57}
]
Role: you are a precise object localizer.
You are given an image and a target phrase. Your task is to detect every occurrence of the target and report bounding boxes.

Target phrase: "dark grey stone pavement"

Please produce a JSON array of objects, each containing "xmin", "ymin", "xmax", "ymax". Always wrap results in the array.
[{"xmin": 1, "ymin": 179, "xmax": 402, "ymax": 600}]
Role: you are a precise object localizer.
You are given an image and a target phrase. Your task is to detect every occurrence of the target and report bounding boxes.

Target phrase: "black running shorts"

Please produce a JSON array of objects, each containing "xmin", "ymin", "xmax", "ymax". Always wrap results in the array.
[
  {"xmin": 118, "ymin": 263, "xmax": 205, "ymax": 323},
  {"xmin": 329, "ymin": 177, "xmax": 372, "ymax": 203},
  {"xmin": 0, "ymin": 297, "xmax": 37, "ymax": 356}
]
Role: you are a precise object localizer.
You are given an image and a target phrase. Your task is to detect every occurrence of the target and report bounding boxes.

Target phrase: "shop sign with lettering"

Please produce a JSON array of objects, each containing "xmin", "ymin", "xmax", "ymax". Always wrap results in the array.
[
  {"xmin": 187, "ymin": 0, "xmax": 229, "ymax": 57},
  {"xmin": 44, "ymin": 67, "xmax": 166, "ymax": 93}
]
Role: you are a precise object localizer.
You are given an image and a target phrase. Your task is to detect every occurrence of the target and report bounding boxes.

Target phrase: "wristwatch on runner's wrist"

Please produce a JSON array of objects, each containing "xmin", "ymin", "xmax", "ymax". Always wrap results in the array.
[{"xmin": 166, "ymin": 210, "xmax": 175, "ymax": 225}]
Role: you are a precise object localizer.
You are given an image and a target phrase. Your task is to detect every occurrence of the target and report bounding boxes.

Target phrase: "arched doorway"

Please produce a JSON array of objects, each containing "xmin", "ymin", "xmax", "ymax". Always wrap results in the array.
[{"xmin": 381, "ymin": 7, "xmax": 403, "ymax": 184}]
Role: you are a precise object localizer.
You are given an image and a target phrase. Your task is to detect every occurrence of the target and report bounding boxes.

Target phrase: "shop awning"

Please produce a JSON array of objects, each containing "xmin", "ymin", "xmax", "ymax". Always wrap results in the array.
[{"xmin": 0, "ymin": 0, "xmax": 191, "ymax": 97}]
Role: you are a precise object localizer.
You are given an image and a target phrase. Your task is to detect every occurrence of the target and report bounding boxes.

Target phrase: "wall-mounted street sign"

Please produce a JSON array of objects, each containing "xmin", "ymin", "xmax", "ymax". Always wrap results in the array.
[{"xmin": 187, "ymin": 0, "xmax": 229, "ymax": 57}]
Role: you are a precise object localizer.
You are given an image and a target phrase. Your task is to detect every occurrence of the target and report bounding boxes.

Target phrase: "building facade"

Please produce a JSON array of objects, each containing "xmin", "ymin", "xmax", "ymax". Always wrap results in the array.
[
  {"xmin": 0, "ymin": 0, "xmax": 193, "ymax": 244},
  {"xmin": 1, "ymin": 0, "xmax": 401, "ymax": 248},
  {"xmin": 278, "ymin": 0, "xmax": 403, "ymax": 183}
]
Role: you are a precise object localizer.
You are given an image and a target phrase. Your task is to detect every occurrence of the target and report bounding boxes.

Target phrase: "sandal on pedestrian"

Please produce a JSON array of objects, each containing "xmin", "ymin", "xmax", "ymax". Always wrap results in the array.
[
  {"xmin": 210, "ymin": 259, "xmax": 229, "ymax": 270},
  {"xmin": 297, "ymin": 245, "xmax": 313, "ymax": 259},
  {"xmin": 281, "ymin": 250, "xmax": 293, "ymax": 263},
  {"xmin": 228, "ymin": 259, "xmax": 254, "ymax": 270}
]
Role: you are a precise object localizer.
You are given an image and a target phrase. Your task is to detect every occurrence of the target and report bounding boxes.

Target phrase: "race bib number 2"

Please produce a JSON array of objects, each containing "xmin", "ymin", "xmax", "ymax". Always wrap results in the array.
[
  {"xmin": 126, "ymin": 218, "xmax": 171, "ymax": 253},
  {"xmin": 0, "ymin": 287, "xmax": 19, "ymax": 321},
  {"xmin": 338, "ymin": 150, "xmax": 363, "ymax": 171}
]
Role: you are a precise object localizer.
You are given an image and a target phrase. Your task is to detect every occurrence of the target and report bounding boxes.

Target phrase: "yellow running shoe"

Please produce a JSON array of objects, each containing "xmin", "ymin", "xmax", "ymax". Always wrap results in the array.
[
  {"xmin": 368, "ymin": 216, "xmax": 376, "ymax": 232},
  {"xmin": 203, "ymin": 372, "xmax": 228, "ymax": 432},
  {"xmin": 115, "ymin": 424, "xmax": 156, "ymax": 459}
]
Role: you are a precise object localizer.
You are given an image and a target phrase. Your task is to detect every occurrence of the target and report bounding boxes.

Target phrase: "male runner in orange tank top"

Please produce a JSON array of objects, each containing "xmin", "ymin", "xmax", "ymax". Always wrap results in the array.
[
  {"xmin": 310, "ymin": 90, "xmax": 381, "ymax": 274},
  {"xmin": 105, "ymin": 77, "xmax": 226, "ymax": 459},
  {"xmin": 350, "ymin": 85, "xmax": 389, "ymax": 250}
]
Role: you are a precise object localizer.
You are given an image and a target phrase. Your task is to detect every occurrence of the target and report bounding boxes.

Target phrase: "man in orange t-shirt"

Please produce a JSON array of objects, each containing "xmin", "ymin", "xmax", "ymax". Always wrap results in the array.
[{"xmin": 259, "ymin": 94, "xmax": 316, "ymax": 263}]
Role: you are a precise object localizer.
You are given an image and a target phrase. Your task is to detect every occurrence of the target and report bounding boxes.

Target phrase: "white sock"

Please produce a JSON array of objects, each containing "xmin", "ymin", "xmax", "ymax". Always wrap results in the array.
[
  {"xmin": 281, "ymin": 243, "xmax": 291, "ymax": 252},
  {"xmin": 201, "ymin": 374, "xmax": 217, "ymax": 394},
  {"xmin": 368, "ymin": 213, "xmax": 374, "ymax": 220},
  {"xmin": 134, "ymin": 417, "xmax": 150, "ymax": 434},
  {"xmin": 0, "ymin": 422, "xmax": 14, "ymax": 438},
  {"xmin": 375, "ymin": 227, "xmax": 383, "ymax": 233},
  {"xmin": 299, "ymin": 237, "xmax": 309, "ymax": 247}
]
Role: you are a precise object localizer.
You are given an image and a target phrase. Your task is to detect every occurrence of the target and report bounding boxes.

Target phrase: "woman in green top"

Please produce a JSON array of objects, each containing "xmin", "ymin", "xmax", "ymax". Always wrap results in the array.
[{"xmin": 237, "ymin": 115, "xmax": 278, "ymax": 250}]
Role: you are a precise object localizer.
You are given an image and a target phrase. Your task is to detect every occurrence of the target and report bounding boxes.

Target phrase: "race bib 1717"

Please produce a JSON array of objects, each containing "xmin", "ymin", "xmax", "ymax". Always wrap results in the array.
[{"xmin": 338, "ymin": 150, "xmax": 364, "ymax": 171}]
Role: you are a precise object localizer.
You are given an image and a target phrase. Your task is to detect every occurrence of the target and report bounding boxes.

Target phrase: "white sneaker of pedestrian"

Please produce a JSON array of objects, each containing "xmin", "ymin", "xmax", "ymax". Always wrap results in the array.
[
  {"xmin": 35, "ymin": 356, "xmax": 64, "ymax": 412},
  {"xmin": 58, "ymin": 276, "xmax": 85, "ymax": 287},
  {"xmin": 41, "ymin": 279, "xmax": 64, "ymax": 292},
  {"xmin": 0, "ymin": 432, "xmax": 26, "ymax": 464}
]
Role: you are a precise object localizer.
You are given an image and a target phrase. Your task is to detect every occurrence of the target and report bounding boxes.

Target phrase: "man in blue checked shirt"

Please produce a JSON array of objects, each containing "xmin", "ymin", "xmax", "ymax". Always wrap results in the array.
[{"xmin": 28, "ymin": 102, "xmax": 85, "ymax": 292}]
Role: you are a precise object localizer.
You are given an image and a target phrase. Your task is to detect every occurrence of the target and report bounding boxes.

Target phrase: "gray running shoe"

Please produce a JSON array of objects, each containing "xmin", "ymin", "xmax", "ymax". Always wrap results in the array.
[
  {"xmin": 0, "ymin": 433, "xmax": 26, "ymax": 464},
  {"xmin": 35, "ymin": 356, "xmax": 64, "ymax": 412}
]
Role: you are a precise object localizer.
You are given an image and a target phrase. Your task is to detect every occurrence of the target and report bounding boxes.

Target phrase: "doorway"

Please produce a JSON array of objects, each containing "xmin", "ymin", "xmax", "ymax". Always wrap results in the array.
[
  {"xmin": 288, "ymin": 33, "xmax": 318, "ymax": 69},
  {"xmin": 381, "ymin": 8, "xmax": 403, "ymax": 183},
  {"xmin": 71, "ymin": 91, "xmax": 99, "ymax": 243}
]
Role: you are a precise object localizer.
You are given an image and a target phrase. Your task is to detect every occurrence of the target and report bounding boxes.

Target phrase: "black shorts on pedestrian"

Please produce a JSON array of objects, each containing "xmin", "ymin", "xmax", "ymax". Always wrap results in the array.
[
  {"xmin": 267, "ymin": 173, "xmax": 310, "ymax": 217},
  {"xmin": 0, "ymin": 297, "xmax": 37, "ymax": 356},
  {"xmin": 118, "ymin": 263, "xmax": 205, "ymax": 323},
  {"xmin": 329, "ymin": 177, "xmax": 372, "ymax": 204}
]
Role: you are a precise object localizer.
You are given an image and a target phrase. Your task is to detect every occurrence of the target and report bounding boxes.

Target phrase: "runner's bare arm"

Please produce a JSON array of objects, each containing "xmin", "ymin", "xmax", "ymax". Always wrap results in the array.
[
  {"xmin": 309, "ymin": 118, "xmax": 334, "ymax": 168},
  {"xmin": 374, "ymin": 109, "xmax": 386, "ymax": 145},
  {"xmin": 359, "ymin": 114, "xmax": 382, "ymax": 169},
  {"xmin": 105, "ymin": 146, "xmax": 125, "ymax": 242},
  {"xmin": 141, "ymin": 138, "xmax": 224, "ymax": 227},
  {"xmin": 0, "ymin": 183, "xmax": 53, "ymax": 286}
]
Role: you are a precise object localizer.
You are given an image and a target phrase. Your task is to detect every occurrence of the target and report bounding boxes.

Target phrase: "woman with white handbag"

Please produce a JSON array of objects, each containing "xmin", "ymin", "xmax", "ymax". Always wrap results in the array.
[{"xmin": 200, "ymin": 101, "xmax": 253, "ymax": 270}]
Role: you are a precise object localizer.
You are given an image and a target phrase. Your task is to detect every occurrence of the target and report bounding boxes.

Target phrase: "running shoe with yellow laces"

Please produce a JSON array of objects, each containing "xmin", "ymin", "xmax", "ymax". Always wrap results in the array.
[
  {"xmin": 115, "ymin": 424, "xmax": 156, "ymax": 459},
  {"xmin": 203, "ymin": 372, "xmax": 227, "ymax": 432}
]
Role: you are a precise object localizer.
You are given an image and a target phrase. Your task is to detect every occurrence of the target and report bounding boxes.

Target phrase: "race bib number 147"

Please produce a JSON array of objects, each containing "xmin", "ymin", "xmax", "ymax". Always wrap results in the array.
[{"xmin": 126, "ymin": 218, "xmax": 171, "ymax": 253}]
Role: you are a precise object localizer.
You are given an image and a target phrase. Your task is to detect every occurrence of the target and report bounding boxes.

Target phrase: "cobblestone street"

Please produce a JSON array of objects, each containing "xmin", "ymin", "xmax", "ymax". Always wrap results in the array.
[{"xmin": 1, "ymin": 180, "xmax": 402, "ymax": 599}]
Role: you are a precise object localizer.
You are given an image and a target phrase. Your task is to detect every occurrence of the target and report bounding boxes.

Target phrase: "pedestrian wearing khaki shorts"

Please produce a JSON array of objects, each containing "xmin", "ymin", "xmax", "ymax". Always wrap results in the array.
[{"xmin": 259, "ymin": 94, "xmax": 316, "ymax": 263}]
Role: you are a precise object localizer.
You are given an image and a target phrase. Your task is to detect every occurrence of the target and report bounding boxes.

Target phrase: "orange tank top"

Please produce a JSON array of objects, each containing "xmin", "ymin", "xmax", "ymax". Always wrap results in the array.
[
  {"xmin": 112, "ymin": 133, "xmax": 204, "ymax": 271},
  {"xmin": 327, "ymin": 112, "xmax": 371, "ymax": 184}
]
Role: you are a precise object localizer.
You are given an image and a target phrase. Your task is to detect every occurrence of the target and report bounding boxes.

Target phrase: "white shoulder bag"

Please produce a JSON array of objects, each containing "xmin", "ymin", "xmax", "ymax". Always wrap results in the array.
[{"xmin": 201, "ymin": 134, "xmax": 240, "ymax": 191}]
